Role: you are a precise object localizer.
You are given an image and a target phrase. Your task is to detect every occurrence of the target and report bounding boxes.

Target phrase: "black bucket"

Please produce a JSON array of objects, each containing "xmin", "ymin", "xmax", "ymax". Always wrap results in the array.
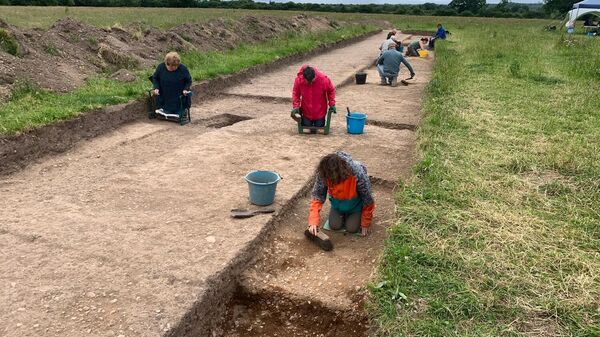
[{"xmin": 355, "ymin": 72, "xmax": 367, "ymax": 85}]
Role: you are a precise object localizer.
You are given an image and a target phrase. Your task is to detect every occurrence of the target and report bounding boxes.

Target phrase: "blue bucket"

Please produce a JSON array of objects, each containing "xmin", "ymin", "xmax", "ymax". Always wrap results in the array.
[
  {"xmin": 346, "ymin": 113, "xmax": 367, "ymax": 134},
  {"xmin": 244, "ymin": 170, "xmax": 281, "ymax": 206}
]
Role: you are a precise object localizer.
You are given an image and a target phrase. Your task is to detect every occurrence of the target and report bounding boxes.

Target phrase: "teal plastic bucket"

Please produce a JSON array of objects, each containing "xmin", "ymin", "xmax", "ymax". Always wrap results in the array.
[
  {"xmin": 346, "ymin": 113, "xmax": 367, "ymax": 134},
  {"xmin": 244, "ymin": 170, "xmax": 281, "ymax": 206}
]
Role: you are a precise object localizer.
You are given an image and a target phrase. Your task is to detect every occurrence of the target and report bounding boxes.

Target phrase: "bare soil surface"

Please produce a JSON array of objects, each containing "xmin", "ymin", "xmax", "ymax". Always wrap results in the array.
[
  {"xmin": 223, "ymin": 32, "xmax": 410, "ymax": 100},
  {"xmin": 0, "ymin": 14, "xmax": 335, "ymax": 96},
  {"xmin": 215, "ymin": 186, "xmax": 394, "ymax": 337},
  {"xmin": 0, "ymin": 31, "xmax": 433, "ymax": 337},
  {"xmin": 240, "ymin": 184, "xmax": 397, "ymax": 311},
  {"xmin": 340, "ymin": 52, "xmax": 432, "ymax": 130}
]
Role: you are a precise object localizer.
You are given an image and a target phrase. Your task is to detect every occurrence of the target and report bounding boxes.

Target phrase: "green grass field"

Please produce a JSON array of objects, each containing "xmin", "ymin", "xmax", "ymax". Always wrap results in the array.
[
  {"xmin": 370, "ymin": 17, "xmax": 600, "ymax": 337},
  {"xmin": 0, "ymin": 6, "xmax": 304, "ymax": 29},
  {"xmin": 0, "ymin": 6, "xmax": 391, "ymax": 29}
]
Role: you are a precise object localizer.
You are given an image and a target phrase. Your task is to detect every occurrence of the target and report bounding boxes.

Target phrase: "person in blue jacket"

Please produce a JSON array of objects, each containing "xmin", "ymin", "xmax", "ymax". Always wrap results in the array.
[
  {"xmin": 429, "ymin": 24, "xmax": 447, "ymax": 49},
  {"xmin": 151, "ymin": 52, "xmax": 192, "ymax": 114}
]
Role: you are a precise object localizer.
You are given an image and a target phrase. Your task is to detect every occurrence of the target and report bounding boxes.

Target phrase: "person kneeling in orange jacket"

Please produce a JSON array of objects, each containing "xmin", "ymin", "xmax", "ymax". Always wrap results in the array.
[{"xmin": 307, "ymin": 152, "xmax": 375, "ymax": 237}]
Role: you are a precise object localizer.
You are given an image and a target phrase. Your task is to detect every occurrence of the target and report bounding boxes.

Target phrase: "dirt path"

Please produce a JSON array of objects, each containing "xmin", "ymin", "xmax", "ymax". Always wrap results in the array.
[
  {"xmin": 0, "ymin": 31, "xmax": 433, "ymax": 337},
  {"xmin": 221, "ymin": 33, "xmax": 407, "ymax": 100}
]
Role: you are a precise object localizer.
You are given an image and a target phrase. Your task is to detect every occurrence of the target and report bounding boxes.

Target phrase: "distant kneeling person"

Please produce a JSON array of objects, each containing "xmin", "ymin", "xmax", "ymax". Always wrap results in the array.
[
  {"xmin": 406, "ymin": 37, "xmax": 429, "ymax": 57},
  {"xmin": 151, "ymin": 51, "xmax": 192, "ymax": 116},
  {"xmin": 291, "ymin": 65, "xmax": 336, "ymax": 133},
  {"xmin": 377, "ymin": 43, "xmax": 415, "ymax": 87}
]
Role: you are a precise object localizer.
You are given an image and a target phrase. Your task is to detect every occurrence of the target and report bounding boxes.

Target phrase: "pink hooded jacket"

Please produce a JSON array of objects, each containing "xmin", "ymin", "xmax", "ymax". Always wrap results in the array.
[{"xmin": 292, "ymin": 65, "xmax": 336, "ymax": 121}]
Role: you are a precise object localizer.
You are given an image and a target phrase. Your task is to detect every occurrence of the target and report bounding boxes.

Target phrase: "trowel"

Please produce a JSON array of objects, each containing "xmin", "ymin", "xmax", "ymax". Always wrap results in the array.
[
  {"xmin": 230, "ymin": 208, "xmax": 275, "ymax": 219},
  {"xmin": 400, "ymin": 75, "xmax": 415, "ymax": 86},
  {"xmin": 304, "ymin": 229, "xmax": 333, "ymax": 251}
]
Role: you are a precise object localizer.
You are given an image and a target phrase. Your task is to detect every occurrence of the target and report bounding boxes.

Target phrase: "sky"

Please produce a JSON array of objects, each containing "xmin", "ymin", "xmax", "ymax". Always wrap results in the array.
[{"xmin": 255, "ymin": 0, "xmax": 544, "ymax": 4}]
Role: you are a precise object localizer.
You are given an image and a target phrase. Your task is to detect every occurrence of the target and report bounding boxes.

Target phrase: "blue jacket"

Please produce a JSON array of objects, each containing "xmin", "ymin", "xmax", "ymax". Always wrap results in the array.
[{"xmin": 435, "ymin": 26, "xmax": 447, "ymax": 40}]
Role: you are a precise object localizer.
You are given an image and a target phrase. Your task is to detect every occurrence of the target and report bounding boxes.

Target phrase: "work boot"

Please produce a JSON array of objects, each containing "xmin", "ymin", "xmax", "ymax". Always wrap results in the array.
[{"xmin": 390, "ymin": 77, "xmax": 398, "ymax": 87}]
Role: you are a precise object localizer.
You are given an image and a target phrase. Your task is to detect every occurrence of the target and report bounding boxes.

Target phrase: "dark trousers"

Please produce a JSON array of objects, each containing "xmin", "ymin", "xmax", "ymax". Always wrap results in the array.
[
  {"xmin": 429, "ymin": 38, "xmax": 436, "ymax": 49},
  {"xmin": 406, "ymin": 46, "xmax": 419, "ymax": 57},
  {"xmin": 302, "ymin": 117, "xmax": 325, "ymax": 127},
  {"xmin": 302, "ymin": 117, "xmax": 325, "ymax": 134},
  {"xmin": 328, "ymin": 208, "xmax": 361, "ymax": 233}
]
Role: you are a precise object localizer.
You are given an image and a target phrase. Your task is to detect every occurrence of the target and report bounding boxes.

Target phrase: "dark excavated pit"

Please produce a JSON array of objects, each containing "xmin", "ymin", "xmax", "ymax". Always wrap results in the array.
[
  {"xmin": 367, "ymin": 119, "xmax": 417, "ymax": 131},
  {"xmin": 200, "ymin": 113, "xmax": 253, "ymax": 128},
  {"xmin": 216, "ymin": 287, "xmax": 369, "ymax": 337}
]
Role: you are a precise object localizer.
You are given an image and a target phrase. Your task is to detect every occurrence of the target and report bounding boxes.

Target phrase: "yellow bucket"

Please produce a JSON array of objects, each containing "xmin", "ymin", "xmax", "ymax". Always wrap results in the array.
[{"xmin": 418, "ymin": 50, "xmax": 429, "ymax": 58}]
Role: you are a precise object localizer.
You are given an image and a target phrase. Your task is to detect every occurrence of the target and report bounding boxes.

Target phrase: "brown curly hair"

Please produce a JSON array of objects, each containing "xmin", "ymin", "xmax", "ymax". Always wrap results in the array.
[{"xmin": 317, "ymin": 153, "xmax": 352, "ymax": 185}]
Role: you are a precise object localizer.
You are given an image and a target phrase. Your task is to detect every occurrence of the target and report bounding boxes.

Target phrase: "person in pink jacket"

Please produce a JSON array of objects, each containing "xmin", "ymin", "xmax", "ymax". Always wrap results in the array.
[{"xmin": 291, "ymin": 65, "xmax": 336, "ymax": 133}]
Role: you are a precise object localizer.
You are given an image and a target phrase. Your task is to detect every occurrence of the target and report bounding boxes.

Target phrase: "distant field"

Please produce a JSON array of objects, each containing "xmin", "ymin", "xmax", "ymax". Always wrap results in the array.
[
  {"xmin": 0, "ymin": 6, "xmax": 311, "ymax": 28},
  {"xmin": 0, "ymin": 6, "xmax": 393, "ymax": 29},
  {"xmin": 0, "ymin": 6, "xmax": 557, "ymax": 30}
]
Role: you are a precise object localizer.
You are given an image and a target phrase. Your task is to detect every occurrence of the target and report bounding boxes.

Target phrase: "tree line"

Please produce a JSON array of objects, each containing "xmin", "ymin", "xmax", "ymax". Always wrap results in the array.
[{"xmin": 0, "ymin": 0, "xmax": 579, "ymax": 20}]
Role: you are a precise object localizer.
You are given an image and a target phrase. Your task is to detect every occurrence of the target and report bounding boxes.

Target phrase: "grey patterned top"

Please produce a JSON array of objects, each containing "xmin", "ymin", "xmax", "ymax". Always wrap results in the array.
[{"xmin": 311, "ymin": 151, "xmax": 374, "ymax": 206}]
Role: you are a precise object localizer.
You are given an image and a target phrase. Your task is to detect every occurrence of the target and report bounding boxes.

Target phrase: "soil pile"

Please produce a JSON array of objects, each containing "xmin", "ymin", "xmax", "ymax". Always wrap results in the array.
[{"xmin": 0, "ymin": 14, "xmax": 336, "ymax": 98}]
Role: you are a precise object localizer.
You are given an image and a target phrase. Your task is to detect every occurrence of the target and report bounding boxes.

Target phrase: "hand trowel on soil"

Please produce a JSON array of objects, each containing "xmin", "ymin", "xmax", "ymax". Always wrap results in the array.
[
  {"xmin": 230, "ymin": 208, "xmax": 275, "ymax": 218},
  {"xmin": 400, "ymin": 76, "xmax": 415, "ymax": 86},
  {"xmin": 304, "ymin": 229, "xmax": 333, "ymax": 251}
]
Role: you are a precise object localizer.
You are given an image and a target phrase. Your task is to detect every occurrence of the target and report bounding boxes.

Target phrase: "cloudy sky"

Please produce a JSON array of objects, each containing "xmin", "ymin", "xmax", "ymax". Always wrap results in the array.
[{"xmin": 255, "ymin": 0, "xmax": 544, "ymax": 4}]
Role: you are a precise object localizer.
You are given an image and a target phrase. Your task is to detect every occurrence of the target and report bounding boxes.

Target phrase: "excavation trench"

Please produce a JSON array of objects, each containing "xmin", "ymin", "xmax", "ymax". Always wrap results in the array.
[
  {"xmin": 220, "ymin": 287, "xmax": 368, "ymax": 337},
  {"xmin": 209, "ymin": 180, "xmax": 397, "ymax": 337},
  {"xmin": 0, "ymin": 30, "xmax": 380, "ymax": 177},
  {"xmin": 1, "ymin": 30, "xmax": 431, "ymax": 337},
  {"xmin": 367, "ymin": 119, "xmax": 417, "ymax": 131}
]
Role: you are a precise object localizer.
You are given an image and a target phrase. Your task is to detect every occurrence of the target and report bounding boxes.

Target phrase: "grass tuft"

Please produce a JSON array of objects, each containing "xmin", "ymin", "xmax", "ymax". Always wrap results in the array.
[
  {"xmin": 0, "ymin": 28, "xmax": 19, "ymax": 56},
  {"xmin": 10, "ymin": 80, "xmax": 42, "ymax": 101}
]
